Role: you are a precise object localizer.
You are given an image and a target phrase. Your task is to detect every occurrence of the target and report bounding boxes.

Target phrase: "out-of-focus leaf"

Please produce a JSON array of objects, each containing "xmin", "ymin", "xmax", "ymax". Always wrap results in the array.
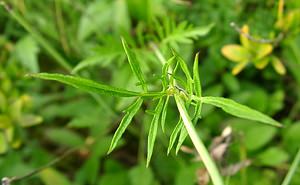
[
  {"xmin": 255, "ymin": 44, "xmax": 273, "ymax": 60},
  {"xmin": 254, "ymin": 57, "xmax": 269, "ymax": 69},
  {"xmin": 228, "ymin": 119, "xmax": 277, "ymax": 151},
  {"xmin": 46, "ymin": 128, "xmax": 85, "ymax": 147},
  {"xmin": 283, "ymin": 122, "xmax": 300, "ymax": 153},
  {"xmin": 18, "ymin": 114, "xmax": 43, "ymax": 127},
  {"xmin": 221, "ymin": 45, "xmax": 250, "ymax": 63},
  {"xmin": 271, "ymin": 56, "xmax": 286, "ymax": 75},
  {"xmin": 129, "ymin": 164, "xmax": 154, "ymax": 185},
  {"xmin": 40, "ymin": 168, "xmax": 71, "ymax": 185},
  {"xmin": 0, "ymin": 115, "xmax": 11, "ymax": 129},
  {"xmin": 232, "ymin": 62, "xmax": 248, "ymax": 75},
  {"xmin": 257, "ymin": 147, "xmax": 289, "ymax": 167},
  {"xmin": 15, "ymin": 35, "xmax": 40, "ymax": 73},
  {"xmin": 0, "ymin": 132, "xmax": 8, "ymax": 154}
]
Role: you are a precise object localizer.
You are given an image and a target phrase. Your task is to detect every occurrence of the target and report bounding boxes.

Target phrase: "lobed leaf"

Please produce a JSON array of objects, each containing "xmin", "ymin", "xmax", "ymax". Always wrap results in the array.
[
  {"xmin": 147, "ymin": 98, "xmax": 165, "ymax": 166},
  {"xmin": 200, "ymin": 96, "xmax": 282, "ymax": 127},
  {"xmin": 108, "ymin": 98, "xmax": 143, "ymax": 153},
  {"xmin": 121, "ymin": 38, "xmax": 148, "ymax": 91},
  {"xmin": 28, "ymin": 73, "xmax": 141, "ymax": 97}
]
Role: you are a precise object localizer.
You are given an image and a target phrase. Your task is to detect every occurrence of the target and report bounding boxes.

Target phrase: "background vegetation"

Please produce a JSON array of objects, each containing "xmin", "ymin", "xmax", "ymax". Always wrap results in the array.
[{"xmin": 0, "ymin": 0, "xmax": 300, "ymax": 185}]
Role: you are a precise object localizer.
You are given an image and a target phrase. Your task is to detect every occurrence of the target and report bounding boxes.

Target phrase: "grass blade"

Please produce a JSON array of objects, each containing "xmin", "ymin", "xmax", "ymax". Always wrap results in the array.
[
  {"xmin": 167, "ymin": 118, "xmax": 183, "ymax": 155},
  {"xmin": 281, "ymin": 148, "xmax": 300, "ymax": 185},
  {"xmin": 174, "ymin": 94, "xmax": 224, "ymax": 185},
  {"xmin": 121, "ymin": 38, "xmax": 148, "ymax": 91},
  {"xmin": 147, "ymin": 98, "xmax": 165, "ymax": 167},
  {"xmin": 199, "ymin": 96, "xmax": 282, "ymax": 127},
  {"xmin": 108, "ymin": 98, "xmax": 143, "ymax": 153},
  {"xmin": 28, "ymin": 73, "xmax": 141, "ymax": 97}
]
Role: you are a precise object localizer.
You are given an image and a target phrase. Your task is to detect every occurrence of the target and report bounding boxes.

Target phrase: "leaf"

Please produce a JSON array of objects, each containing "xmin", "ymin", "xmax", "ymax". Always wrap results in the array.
[
  {"xmin": 108, "ymin": 98, "xmax": 143, "ymax": 153},
  {"xmin": 174, "ymin": 53, "xmax": 203, "ymax": 154},
  {"xmin": 173, "ymin": 50, "xmax": 193, "ymax": 95},
  {"xmin": 0, "ymin": 132, "xmax": 8, "ymax": 154},
  {"xmin": 129, "ymin": 164, "xmax": 155, "ymax": 185},
  {"xmin": 271, "ymin": 56, "xmax": 286, "ymax": 75},
  {"xmin": 122, "ymin": 38, "xmax": 148, "ymax": 91},
  {"xmin": 255, "ymin": 44, "xmax": 273, "ymax": 59},
  {"xmin": 175, "ymin": 126, "xmax": 188, "ymax": 154},
  {"xmin": 161, "ymin": 22, "xmax": 214, "ymax": 47},
  {"xmin": 254, "ymin": 57, "xmax": 270, "ymax": 69},
  {"xmin": 192, "ymin": 52, "xmax": 202, "ymax": 120},
  {"xmin": 232, "ymin": 62, "xmax": 248, "ymax": 75},
  {"xmin": 221, "ymin": 45, "xmax": 251, "ymax": 63},
  {"xmin": 40, "ymin": 168, "xmax": 72, "ymax": 185},
  {"xmin": 161, "ymin": 95, "xmax": 170, "ymax": 133},
  {"xmin": 19, "ymin": 114, "xmax": 43, "ymax": 127},
  {"xmin": 257, "ymin": 147, "xmax": 289, "ymax": 167},
  {"xmin": 240, "ymin": 25, "xmax": 250, "ymax": 49},
  {"xmin": 46, "ymin": 128, "xmax": 85, "ymax": 147},
  {"xmin": 28, "ymin": 73, "xmax": 141, "ymax": 97},
  {"xmin": 15, "ymin": 35, "xmax": 40, "ymax": 73},
  {"xmin": 167, "ymin": 119, "xmax": 183, "ymax": 155},
  {"xmin": 200, "ymin": 96, "xmax": 282, "ymax": 127},
  {"xmin": 147, "ymin": 98, "xmax": 165, "ymax": 166}
]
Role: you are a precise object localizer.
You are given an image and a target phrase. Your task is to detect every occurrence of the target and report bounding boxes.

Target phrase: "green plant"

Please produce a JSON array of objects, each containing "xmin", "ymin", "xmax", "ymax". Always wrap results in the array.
[{"xmin": 28, "ymin": 39, "xmax": 281, "ymax": 185}]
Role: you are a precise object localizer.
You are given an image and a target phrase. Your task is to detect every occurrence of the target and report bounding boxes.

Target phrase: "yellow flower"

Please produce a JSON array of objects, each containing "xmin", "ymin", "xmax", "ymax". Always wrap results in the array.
[{"xmin": 221, "ymin": 25, "xmax": 286, "ymax": 75}]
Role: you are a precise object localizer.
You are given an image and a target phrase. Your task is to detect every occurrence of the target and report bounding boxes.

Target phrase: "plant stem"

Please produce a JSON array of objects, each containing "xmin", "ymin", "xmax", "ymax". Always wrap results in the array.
[
  {"xmin": 151, "ymin": 43, "xmax": 224, "ymax": 184},
  {"xmin": 174, "ymin": 94, "xmax": 224, "ymax": 185}
]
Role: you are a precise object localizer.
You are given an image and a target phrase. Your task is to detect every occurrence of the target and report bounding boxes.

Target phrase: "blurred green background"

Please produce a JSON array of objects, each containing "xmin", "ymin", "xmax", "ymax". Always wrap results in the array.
[{"xmin": 0, "ymin": 0, "xmax": 300, "ymax": 184}]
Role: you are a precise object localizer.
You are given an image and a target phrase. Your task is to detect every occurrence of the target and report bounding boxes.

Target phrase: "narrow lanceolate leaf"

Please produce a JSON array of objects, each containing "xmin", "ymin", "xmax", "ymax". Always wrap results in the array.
[
  {"xmin": 200, "ymin": 96, "xmax": 282, "ymax": 127},
  {"xmin": 108, "ymin": 98, "xmax": 143, "ymax": 153},
  {"xmin": 193, "ymin": 53, "xmax": 202, "ymax": 120},
  {"xmin": 167, "ymin": 119, "xmax": 183, "ymax": 155},
  {"xmin": 147, "ymin": 98, "xmax": 165, "ymax": 167},
  {"xmin": 161, "ymin": 96, "xmax": 170, "ymax": 133},
  {"xmin": 175, "ymin": 127, "xmax": 188, "ymax": 154},
  {"xmin": 172, "ymin": 50, "xmax": 193, "ymax": 95},
  {"xmin": 28, "ymin": 73, "xmax": 141, "ymax": 97},
  {"xmin": 121, "ymin": 38, "xmax": 148, "ymax": 91}
]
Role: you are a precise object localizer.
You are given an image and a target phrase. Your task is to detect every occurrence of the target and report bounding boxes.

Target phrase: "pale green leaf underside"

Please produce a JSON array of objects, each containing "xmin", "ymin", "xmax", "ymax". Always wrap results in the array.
[
  {"xmin": 28, "ymin": 73, "xmax": 141, "ymax": 97},
  {"xmin": 108, "ymin": 98, "xmax": 143, "ymax": 153},
  {"xmin": 167, "ymin": 119, "xmax": 183, "ymax": 155},
  {"xmin": 201, "ymin": 96, "xmax": 282, "ymax": 127}
]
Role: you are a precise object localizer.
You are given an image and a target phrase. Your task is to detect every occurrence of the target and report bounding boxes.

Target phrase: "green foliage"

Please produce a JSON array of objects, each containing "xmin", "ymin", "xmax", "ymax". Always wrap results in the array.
[{"xmin": 1, "ymin": 0, "xmax": 299, "ymax": 185}]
